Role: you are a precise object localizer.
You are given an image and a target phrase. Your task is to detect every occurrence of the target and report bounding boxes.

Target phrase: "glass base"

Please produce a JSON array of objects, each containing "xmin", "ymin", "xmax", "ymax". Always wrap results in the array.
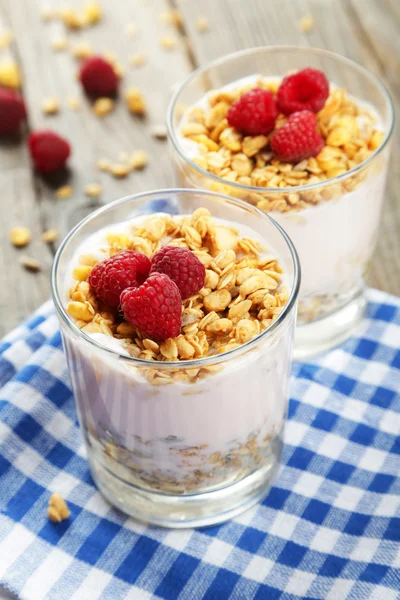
[
  {"xmin": 294, "ymin": 292, "xmax": 366, "ymax": 361},
  {"xmin": 88, "ymin": 439, "xmax": 282, "ymax": 528}
]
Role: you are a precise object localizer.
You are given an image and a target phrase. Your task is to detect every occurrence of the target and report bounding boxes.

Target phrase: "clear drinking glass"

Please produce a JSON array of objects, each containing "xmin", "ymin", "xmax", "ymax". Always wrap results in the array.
[
  {"xmin": 167, "ymin": 46, "xmax": 394, "ymax": 359},
  {"xmin": 51, "ymin": 189, "xmax": 300, "ymax": 528}
]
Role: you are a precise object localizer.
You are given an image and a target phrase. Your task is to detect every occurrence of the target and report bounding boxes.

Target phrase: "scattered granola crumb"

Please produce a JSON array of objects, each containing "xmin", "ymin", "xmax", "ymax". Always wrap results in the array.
[
  {"xmin": 67, "ymin": 96, "xmax": 80, "ymax": 110},
  {"xmin": 97, "ymin": 159, "xmax": 109, "ymax": 171},
  {"xmin": 72, "ymin": 41, "xmax": 93, "ymax": 60},
  {"xmin": 130, "ymin": 150, "xmax": 148, "ymax": 169},
  {"xmin": 56, "ymin": 185, "xmax": 73, "ymax": 199},
  {"xmin": 20, "ymin": 256, "xmax": 41, "ymax": 272},
  {"xmin": 82, "ymin": 1, "xmax": 102, "ymax": 26},
  {"xmin": 42, "ymin": 229, "xmax": 58, "ymax": 244},
  {"xmin": 196, "ymin": 17, "xmax": 209, "ymax": 32},
  {"xmin": 159, "ymin": 9, "xmax": 182, "ymax": 27},
  {"xmin": 85, "ymin": 183, "xmax": 102, "ymax": 197},
  {"xmin": 298, "ymin": 15, "xmax": 314, "ymax": 32},
  {"xmin": 51, "ymin": 37, "xmax": 69, "ymax": 51},
  {"xmin": 42, "ymin": 96, "xmax": 60, "ymax": 115},
  {"xmin": 110, "ymin": 163, "xmax": 131, "ymax": 178},
  {"xmin": 0, "ymin": 30, "xmax": 13, "ymax": 49},
  {"xmin": 150, "ymin": 124, "xmax": 168, "ymax": 140},
  {"xmin": 93, "ymin": 97, "xmax": 115, "ymax": 117},
  {"xmin": 61, "ymin": 8, "xmax": 84, "ymax": 29},
  {"xmin": 125, "ymin": 22, "xmax": 138, "ymax": 37},
  {"xmin": 125, "ymin": 87, "xmax": 146, "ymax": 115},
  {"xmin": 0, "ymin": 60, "xmax": 21, "ymax": 89},
  {"xmin": 130, "ymin": 53, "xmax": 147, "ymax": 68},
  {"xmin": 48, "ymin": 493, "xmax": 70, "ymax": 523},
  {"xmin": 160, "ymin": 35, "xmax": 176, "ymax": 50},
  {"xmin": 9, "ymin": 227, "xmax": 31, "ymax": 247}
]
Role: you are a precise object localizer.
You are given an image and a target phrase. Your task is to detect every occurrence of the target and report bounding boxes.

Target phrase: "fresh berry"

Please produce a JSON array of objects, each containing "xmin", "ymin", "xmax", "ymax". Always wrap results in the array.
[
  {"xmin": 227, "ymin": 88, "xmax": 278, "ymax": 136},
  {"xmin": 150, "ymin": 246, "xmax": 205, "ymax": 299},
  {"xmin": 276, "ymin": 68, "xmax": 329, "ymax": 115},
  {"xmin": 27, "ymin": 130, "xmax": 71, "ymax": 173},
  {"xmin": 88, "ymin": 250, "xmax": 151, "ymax": 308},
  {"xmin": 0, "ymin": 88, "xmax": 26, "ymax": 135},
  {"xmin": 79, "ymin": 56, "xmax": 119, "ymax": 97},
  {"xmin": 121, "ymin": 273, "xmax": 182, "ymax": 341},
  {"xmin": 271, "ymin": 110, "xmax": 324, "ymax": 162}
]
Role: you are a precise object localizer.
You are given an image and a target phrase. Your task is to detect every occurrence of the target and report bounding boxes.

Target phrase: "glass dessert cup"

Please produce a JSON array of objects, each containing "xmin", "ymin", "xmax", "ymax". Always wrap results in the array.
[
  {"xmin": 51, "ymin": 189, "xmax": 300, "ymax": 528},
  {"xmin": 167, "ymin": 46, "xmax": 394, "ymax": 359}
]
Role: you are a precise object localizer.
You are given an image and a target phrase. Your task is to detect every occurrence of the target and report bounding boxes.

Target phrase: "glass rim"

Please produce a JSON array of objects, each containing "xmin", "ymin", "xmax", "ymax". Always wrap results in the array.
[
  {"xmin": 167, "ymin": 45, "xmax": 395, "ymax": 195},
  {"xmin": 51, "ymin": 188, "xmax": 300, "ymax": 368}
]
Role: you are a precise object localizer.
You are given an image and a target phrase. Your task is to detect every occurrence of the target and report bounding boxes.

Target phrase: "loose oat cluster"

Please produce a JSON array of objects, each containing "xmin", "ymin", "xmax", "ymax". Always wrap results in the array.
[
  {"xmin": 180, "ymin": 77, "xmax": 385, "ymax": 213},
  {"xmin": 67, "ymin": 208, "xmax": 288, "ymax": 368},
  {"xmin": 47, "ymin": 492, "xmax": 70, "ymax": 523}
]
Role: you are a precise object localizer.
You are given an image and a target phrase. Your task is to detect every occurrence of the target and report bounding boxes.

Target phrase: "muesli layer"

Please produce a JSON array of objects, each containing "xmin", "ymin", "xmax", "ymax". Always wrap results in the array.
[{"xmin": 179, "ymin": 75, "xmax": 384, "ymax": 213}]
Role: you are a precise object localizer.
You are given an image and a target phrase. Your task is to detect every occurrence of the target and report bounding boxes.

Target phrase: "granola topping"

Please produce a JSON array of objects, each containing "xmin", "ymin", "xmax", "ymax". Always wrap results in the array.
[
  {"xmin": 66, "ymin": 208, "xmax": 289, "ymax": 374},
  {"xmin": 179, "ymin": 74, "xmax": 385, "ymax": 213}
]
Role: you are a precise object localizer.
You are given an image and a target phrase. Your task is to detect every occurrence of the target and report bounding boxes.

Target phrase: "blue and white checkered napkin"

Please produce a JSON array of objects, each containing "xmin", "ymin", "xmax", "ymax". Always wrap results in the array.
[{"xmin": 0, "ymin": 289, "xmax": 399, "ymax": 600}]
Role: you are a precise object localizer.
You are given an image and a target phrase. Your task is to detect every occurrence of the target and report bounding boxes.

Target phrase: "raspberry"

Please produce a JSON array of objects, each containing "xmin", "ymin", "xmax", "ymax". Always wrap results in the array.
[
  {"xmin": 227, "ymin": 88, "xmax": 278, "ymax": 136},
  {"xmin": 27, "ymin": 130, "xmax": 71, "ymax": 173},
  {"xmin": 79, "ymin": 56, "xmax": 119, "ymax": 97},
  {"xmin": 88, "ymin": 250, "xmax": 151, "ymax": 308},
  {"xmin": 276, "ymin": 68, "xmax": 329, "ymax": 115},
  {"xmin": 271, "ymin": 110, "xmax": 324, "ymax": 163},
  {"xmin": 121, "ymin": 273, "xmax": 182, "ymax": 341},
  {"xmin": 150, "ymin": 246, "xmax": 205, "ymax": 299},
  {"xmin": 0, "ymin": 88, "xmax": 26, "ymax": 135}
]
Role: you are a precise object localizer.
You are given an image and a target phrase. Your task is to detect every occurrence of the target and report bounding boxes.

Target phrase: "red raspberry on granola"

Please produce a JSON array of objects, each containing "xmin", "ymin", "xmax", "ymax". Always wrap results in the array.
[
  {"xmin": 150, "ymin": 246, "xmax": 205, "ymax": 299},
  {"xmin": 121, "ymin": 273, "xmax": 182, "ymax": 341},
  {"xmin": 276, "ymin": 68, "xmax": 329, "ymax": 115},
  {"xmin": 227, "ymin": 88, "xmax": 278, "ymax": 136},
  {"xmin": 271, "ymin": 110, "xmax": 324, "ymax": 162},
  {"xmin": 88, "ymin": 250, "xmax": 151, "ymax": 308}
]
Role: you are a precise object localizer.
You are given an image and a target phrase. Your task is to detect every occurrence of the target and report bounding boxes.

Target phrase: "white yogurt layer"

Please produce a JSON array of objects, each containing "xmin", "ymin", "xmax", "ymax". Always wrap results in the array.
[
  {"xmin": 176, "ymin": 75, "xmax": 388, "ymax": 317},
  {"xmin": 273, "ymin": 165, "xmax": 387, "ymax": 302},
  {"xmin": 64, "ymin": 212, "xmax": 295, "ymax": 487}
]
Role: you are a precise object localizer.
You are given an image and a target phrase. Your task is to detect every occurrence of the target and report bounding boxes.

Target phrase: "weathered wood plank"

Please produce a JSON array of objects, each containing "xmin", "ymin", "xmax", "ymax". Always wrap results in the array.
[
  {"xmin": 5, "ymin": 0, "xmax": 191, "ymax": 230},
  {"xmin": 1, "ymin": 0, "xmax": 193, "ymax": 334},
  {"xmin": 175, "ymin": 0, "xmax": 400, "ymax": 296},
  {"xmin": 0, "ymin": 1, "xmax": 52, "ymax": 336},
  {"xmin": 345, "ymin": 0, "xmax": 400, "ymax": 293}
]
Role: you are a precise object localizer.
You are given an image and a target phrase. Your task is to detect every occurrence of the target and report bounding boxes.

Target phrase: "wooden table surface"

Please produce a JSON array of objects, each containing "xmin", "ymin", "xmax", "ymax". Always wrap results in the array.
[{"xmin": 0, "ymin": 0, "xmax": 399, "ymax": 337}]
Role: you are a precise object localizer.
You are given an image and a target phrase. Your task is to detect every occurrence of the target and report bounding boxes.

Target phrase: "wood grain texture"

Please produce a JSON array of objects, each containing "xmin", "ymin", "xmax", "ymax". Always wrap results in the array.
[
  {"xmin": 0, "ymin": 0, "xmax": 192, "ymax": 334},
  {"xmin": 0, "ymin": 2, "xmax": 52, "ymax": 336},
  {"xmin": 175, "ymin": 0, "xmax": 400, "ymax": 296}
]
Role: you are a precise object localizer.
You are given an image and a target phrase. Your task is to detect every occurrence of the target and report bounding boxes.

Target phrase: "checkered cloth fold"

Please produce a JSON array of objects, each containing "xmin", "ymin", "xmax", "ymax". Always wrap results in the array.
[{"xmin": 0, "ymin": 289, "xmax": 399, "ymax": 600}]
